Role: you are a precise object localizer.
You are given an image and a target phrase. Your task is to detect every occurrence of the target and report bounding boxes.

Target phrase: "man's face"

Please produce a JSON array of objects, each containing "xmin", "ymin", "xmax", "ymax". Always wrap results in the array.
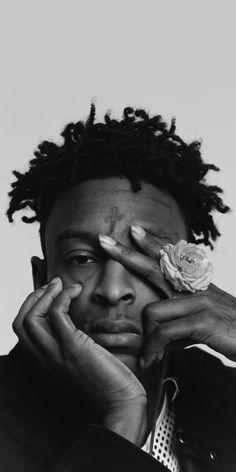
[{"xmin": 40, "ymin": 178, "xmax": 187, "ymax": 373}]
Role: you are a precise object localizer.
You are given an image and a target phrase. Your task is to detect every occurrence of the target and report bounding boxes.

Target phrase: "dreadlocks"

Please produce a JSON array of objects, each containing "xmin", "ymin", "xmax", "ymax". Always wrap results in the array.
[{"xmin": 6, "ymin": 103, "xmax": 230, "ymax": 254}]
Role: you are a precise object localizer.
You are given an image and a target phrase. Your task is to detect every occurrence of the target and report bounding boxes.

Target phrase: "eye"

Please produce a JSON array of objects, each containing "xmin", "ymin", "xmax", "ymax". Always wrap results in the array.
[{"xmin": 66, "ymin": 254, "xmax": 98, "ymax": 266}]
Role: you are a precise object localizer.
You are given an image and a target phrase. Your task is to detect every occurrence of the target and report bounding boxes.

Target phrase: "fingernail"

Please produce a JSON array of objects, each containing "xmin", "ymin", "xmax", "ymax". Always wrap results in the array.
[
  {"xmin": 49, "ymin": 276, "xmax": 61, "ymax": 285},
  {"xmin": 131, "ymin": 225, "xmax": 146, "ymax": 239},
  {"xmin": 71, "ymin": 283, "xmax": 82, "ymax": 290},
  {"xmin": 99, "ymin": 235, "xmax": 116, "ymax": 247}
]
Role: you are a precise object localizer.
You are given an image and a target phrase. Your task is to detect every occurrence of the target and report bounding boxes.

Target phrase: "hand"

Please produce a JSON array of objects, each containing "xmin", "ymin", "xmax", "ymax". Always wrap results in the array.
[
  {"xmin": 12, "ymin": 277, "xmax": 147, "ymax": 445},
  {"xmin": 99, "ymin": 227, "xmax": 236, "ymax": 369}
]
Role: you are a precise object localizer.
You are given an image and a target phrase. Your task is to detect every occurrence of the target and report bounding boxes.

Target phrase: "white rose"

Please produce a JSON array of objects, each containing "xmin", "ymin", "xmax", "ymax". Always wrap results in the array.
[{"xmin": 159, "ymin": 240, "xmax": 213, "ymax": 292}]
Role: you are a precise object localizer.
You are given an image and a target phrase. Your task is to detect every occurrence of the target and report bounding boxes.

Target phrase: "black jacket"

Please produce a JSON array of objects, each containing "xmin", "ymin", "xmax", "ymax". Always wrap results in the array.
[{"xmin": 0, "ymin": 344, "xmax": 235, "ymax": 472}]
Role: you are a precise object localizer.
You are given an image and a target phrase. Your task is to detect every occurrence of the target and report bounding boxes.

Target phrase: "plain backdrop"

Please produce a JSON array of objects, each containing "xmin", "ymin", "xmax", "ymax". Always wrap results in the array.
[{"xmin": 0, "ymin": 1, "xmax": 235, "ymax": 366}]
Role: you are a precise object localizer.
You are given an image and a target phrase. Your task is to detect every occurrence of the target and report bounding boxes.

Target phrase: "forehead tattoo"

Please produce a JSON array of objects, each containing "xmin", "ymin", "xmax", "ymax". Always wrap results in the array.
[{"xmin": 104, "ymin": 206, "xmax": 125, "ymax": 233}]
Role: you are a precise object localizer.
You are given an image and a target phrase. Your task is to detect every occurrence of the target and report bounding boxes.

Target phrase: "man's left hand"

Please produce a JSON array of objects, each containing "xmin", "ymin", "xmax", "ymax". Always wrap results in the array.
[{"xmin": 99, "ymin": 227, "xmax": 236, "ymax": 370}]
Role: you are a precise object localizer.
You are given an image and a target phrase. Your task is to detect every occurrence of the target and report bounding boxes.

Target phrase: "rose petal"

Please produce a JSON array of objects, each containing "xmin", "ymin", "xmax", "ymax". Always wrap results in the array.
[{"xmin": 159, "ymin": 240, "xmax": 213, "ymax": 292}]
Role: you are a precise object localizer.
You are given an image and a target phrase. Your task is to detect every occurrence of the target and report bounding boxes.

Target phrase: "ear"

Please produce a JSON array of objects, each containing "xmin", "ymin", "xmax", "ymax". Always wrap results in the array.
[{"xmin": 31, "ymin": 256, "xmax": 47, "ymax": 289}]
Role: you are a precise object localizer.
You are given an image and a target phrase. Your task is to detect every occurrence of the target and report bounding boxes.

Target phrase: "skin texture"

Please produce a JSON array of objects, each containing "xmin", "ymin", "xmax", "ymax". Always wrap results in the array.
[
  {"xmin": 13, "ymin": 177, "xmax": 236, "ymax": 445},
  {"xmin": 42, "ymin": 178, "xmax": 187, "ymax": 373},
  {"xmin": 103, "ymin": 205, "xmax": 125, "ymax": 234}
]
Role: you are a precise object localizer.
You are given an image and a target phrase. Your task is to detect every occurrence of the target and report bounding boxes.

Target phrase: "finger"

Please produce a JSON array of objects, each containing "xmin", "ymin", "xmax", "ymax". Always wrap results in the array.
[
  {"xmin": 25, "ymin": 276, "xmax": 63, "ymax": 319},
  {"xmin": 12, "ymin": 285, "xmax": 51, "ymax": 366},
  {"xmin": 12, "ymin": 286, "xmax": 54, "ymax": 372},
  {"xmin": 19, "ymin": 278, "xmax": 64, "ymax": 364},
  {"xmin": 13, "ymin": 285, "xmax": 49, "ymax": 333},
  {"xmin": 48, "ymin": 284, "xmax": 82, "ymax": 346},
  {"xmin": 130, "ymin": 225, "xmax": 162, "ymax": 258},
  {"xmin": 140, "ymin": 312, "xmax": 209, "ymax": 369},
  {"xmin": 99, "ymin": 234, "xmax": 173, "ymax": 298},
  {"xmin": 13, "ymin": 277, "xmax": 63, "ymax": 334},
  {"xmin": 143, "ymin": 293, "xmax": 214, "ymax": 332}
]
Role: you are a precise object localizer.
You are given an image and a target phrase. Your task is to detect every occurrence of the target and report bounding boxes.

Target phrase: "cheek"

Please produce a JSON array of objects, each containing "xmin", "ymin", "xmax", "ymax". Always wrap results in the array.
[{"xmin": 138, "ymin": 284, "xmax": 162, "ymax": 306}]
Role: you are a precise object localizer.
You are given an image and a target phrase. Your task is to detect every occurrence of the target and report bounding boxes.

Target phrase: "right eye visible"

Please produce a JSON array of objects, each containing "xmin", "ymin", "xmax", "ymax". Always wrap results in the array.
[{"xmin": 66, "ymin": 255, "xmax": 98, "ymax": 266}]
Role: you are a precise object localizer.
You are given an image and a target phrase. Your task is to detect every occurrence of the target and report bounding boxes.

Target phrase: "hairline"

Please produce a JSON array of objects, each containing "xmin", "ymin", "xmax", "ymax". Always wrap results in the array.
[{"xmin": 39, "ymin": 176, "xmax": 191, "ymax": 259}]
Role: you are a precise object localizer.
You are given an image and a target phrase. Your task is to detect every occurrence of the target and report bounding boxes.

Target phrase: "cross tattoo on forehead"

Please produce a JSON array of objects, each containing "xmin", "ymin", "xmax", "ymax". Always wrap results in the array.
[{"xmin": 104, "ymin": 206, "xmax": 125, "ymax": 233}]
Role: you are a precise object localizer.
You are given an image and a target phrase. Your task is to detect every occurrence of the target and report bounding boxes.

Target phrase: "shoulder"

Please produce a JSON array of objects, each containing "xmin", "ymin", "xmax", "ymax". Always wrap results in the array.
[
  {"xmin": 169, "ymin": 346, "xmax": 236, "ymax": 393},
  {"xmin": 169, "ymin": 348, "xmax": 236, "ymax": 471},
  {"xmin": 170, "ymin": 347, "xmax": 236, "ymax": 440}
]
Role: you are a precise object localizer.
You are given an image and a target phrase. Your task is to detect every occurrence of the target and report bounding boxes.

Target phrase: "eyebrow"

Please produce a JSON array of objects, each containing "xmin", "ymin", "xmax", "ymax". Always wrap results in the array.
[{"xmin": 55, "ymin": 230, "xmax": 99, "ymax": 247}]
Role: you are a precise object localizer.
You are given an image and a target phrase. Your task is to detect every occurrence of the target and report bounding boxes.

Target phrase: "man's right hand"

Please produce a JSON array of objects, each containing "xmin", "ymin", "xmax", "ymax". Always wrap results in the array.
[{"xmin": 12, "ymin": 277, "xmax": 147, "ymax": 446}]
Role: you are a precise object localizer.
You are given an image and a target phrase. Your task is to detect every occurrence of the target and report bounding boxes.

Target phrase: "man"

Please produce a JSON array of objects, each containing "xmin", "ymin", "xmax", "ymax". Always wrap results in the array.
[{"xmin": 4, "ymin": 104, "xmax": 236, "ymax": 471}]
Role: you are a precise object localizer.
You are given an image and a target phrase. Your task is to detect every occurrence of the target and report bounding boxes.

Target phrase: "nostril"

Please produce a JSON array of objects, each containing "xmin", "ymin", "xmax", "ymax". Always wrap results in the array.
[
  {"xmin": 122, "ymin": 294, "xmax": 133, "ymax": 302},
  {"xmin": 93, "ymin": 291, "xmax": 135, "ymax": 305}
]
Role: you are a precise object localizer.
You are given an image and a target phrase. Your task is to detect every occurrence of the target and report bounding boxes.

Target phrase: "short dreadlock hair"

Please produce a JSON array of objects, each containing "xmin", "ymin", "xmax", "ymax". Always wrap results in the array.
[{"xmin": 6, "ymin": 103, "xmax": 230, "ymax": 255}]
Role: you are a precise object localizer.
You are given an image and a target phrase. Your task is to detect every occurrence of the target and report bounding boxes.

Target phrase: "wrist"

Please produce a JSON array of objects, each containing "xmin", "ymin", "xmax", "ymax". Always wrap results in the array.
[{"xmin": 103, "ymin": 399, "xmax": 147, "ymax": 446}]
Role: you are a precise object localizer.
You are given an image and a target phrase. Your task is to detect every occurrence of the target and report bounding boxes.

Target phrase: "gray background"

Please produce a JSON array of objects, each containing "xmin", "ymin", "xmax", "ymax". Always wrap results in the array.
[{"xmin": 0, "ymin": 1, "xmax": 235, "ymax": 366}]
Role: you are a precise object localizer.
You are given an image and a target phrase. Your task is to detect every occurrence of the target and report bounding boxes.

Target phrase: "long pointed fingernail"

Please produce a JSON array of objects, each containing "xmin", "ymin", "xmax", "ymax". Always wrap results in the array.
[
  {"xmin": 99, "ymin": 235, "xmax": 117, "ymax": 247},
  {"xmin": 131, "ymin": 225, "xmax": 146, "ymax": 239}
]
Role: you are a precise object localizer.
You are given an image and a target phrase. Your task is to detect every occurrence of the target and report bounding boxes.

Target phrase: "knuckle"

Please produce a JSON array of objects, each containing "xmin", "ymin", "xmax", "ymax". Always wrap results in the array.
[
  {"xmin": 200, "ymin": 294, "xmax": 214, "ymax": 309},
  {"xmin": 143, "ymin": 303, "xmax": 157, "ymax": 319},
  {"xmin": 12, "ymin": 319, "xmax": 20, "ymax": 335},
  {"xmin": 35, "ymin": 286, "xmax": 45, "ymax": 295},
  {"xmin": 153, "ymin": 324, "xmax": 168, "ymax": 344},
  {"xmin": 30, "ymin": 290, "xmax": 43, "ymax": 304},
  {"xmin": 147, "ymin": 235, "xmax": 157, "ymax": 250},
  {"xmin": 120, "ymin": 245, "xmax": 133, "ymax": 258},
  {"xmin": 157, "ymin": 322, "xmax": 167, "ymax": 334},
  {"xmin": 22, "ymin": 292, "xmax": 38, "ymax": 309},
  {"xmin": 47, "ymin": 290, "xmax": 60, "ymax": 304},
  {"xmin": 188, "ymin": 313, "xmax": 207, "ymax": 338},
  {"xmin": 49, "ymin": 307, "xmax": 61, "ymax": 319},
  {"xmin": 193, "ymin": 313, "xmax": 210, "ymax": 337},
  {"xmin": 24, "ymin": 292, "xmax": 35, "ymax": 304},
  {"xmin": 22, "ymin": 313, "xmax": 35, "ymax": 331}
]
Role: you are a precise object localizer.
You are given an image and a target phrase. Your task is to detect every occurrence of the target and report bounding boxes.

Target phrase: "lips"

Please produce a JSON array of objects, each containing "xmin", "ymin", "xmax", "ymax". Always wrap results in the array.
[
  {"xmin": 90, "ymin": 319, "xmax": 142, "ymax": 335},
  {"xmin": 89, "ymin": 319, "xmax": 142, "ymax": 350}
]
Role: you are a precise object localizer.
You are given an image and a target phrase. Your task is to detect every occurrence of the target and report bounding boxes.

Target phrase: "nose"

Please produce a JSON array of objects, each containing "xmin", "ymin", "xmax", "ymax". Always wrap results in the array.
[{"xmin": 93, "ymin": 259, "xmax": 136, "ymax": 306}]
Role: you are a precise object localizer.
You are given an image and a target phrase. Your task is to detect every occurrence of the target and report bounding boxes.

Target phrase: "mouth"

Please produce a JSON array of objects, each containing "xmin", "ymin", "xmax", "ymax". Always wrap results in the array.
[
  {"xmin": 90, "ymin": 319, "xmax": 141, "ymax": 335},
  {"xmin": 89, "ymin": 319, "xmax": 142, "ymax": 350}
]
